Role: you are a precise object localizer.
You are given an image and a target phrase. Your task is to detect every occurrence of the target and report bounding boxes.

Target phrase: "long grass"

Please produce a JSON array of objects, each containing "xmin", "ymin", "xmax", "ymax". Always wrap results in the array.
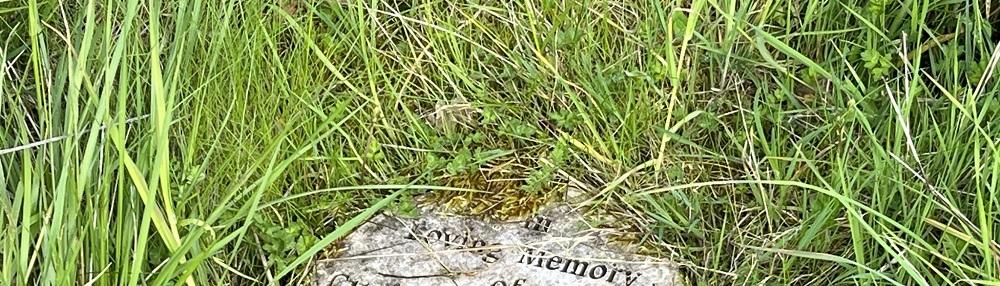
[{"xmin": 2, "ymin": 0, "xmax": 999, "ymax": 285}]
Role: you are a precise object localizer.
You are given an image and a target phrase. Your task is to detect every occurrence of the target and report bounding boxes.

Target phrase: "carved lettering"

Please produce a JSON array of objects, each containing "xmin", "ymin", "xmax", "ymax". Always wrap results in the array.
[
  {"xmin": 323, "ymin": 273, "xmax": 400, "ymax": 286},
  {"xmin": 482, "ymin": 245, "xmax": 502, "ymax": 263},
  {"xmin": 524, "ymin": 216, "xmax": 552, "ymax": 232},
  {"xmin": 624, "ymin": 271, "xmax": 642, "ymax": 286},
  {"xmin": 402, "ymin": 225, "xmax": 502, "ymax": 264},
  {"xmin": 319, "ymin": 204, "xmax": 675, "ymax": 286},
  {"xmin": 491, "ymin": 278, "xmax": 525, "ymax": 286},
  {"xmin": 518, "ymin": 248, "xmax": 646, "ymax": 285},
  {"xmin": 546, "ymin": 256, "xmax": 563, "ymax": 270},
  {"xmin": 427, "ymin": 229, "xmax": 442, "ymax": 240},
  {"xmin": 561, "ymin": 259, "xmax": 590, "ymax": 276},
  {"xmin": 588, "ymin": 265, "xmax": 608, "ymax": 279},
  {"xmin": 517, "ymin": 248, "xmax": 546, "ymax": 267}
]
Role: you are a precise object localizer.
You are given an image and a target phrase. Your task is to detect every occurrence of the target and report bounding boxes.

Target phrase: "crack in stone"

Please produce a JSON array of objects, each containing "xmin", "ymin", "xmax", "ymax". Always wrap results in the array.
[{"xmin": 315, "ymin": 203, "xmax": 678, "ymax": 286}]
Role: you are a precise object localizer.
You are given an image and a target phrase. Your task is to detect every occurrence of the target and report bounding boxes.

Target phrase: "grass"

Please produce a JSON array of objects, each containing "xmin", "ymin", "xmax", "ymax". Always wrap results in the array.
[{"xmin": 2, "ymin": 0, "xmax": 999, "ymax": 285}]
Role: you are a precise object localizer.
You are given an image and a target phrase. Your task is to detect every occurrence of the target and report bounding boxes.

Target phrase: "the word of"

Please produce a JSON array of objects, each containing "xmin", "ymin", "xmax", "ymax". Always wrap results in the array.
[
  {"xmin": 491, "ymin": 278, "xmax": 526, "ymax": 286},
  {"xmin": 322, "ymin": 273, "xmax": 400, "ymax": 286}
]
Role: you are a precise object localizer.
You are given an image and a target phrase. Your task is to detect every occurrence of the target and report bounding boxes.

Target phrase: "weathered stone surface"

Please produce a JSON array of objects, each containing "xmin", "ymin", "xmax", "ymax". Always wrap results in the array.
[{"xmin": 315, "ymin": 204, "xmax": 678, "ymax": 286}]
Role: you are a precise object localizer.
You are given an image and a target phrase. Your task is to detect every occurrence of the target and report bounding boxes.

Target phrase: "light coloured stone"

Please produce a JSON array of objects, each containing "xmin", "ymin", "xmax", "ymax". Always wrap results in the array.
[
  {"xmin": 563, "ymin": 186, "xmax": 589, "ymax": 204},
  {"xmin": 315, "ymin": 204, "xmax": 678, "ymax": 286}
]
